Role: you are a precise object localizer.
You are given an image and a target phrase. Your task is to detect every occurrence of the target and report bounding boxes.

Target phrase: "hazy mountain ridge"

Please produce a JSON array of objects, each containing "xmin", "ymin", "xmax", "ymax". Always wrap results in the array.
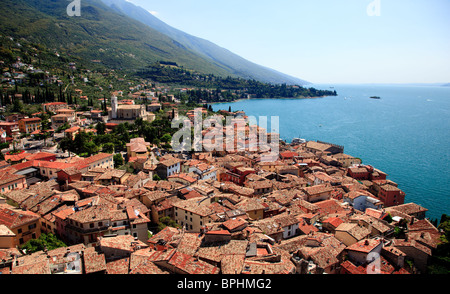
[{"xmin": 100, "ymin": 0, "xmax": 309, "ymax": 85}]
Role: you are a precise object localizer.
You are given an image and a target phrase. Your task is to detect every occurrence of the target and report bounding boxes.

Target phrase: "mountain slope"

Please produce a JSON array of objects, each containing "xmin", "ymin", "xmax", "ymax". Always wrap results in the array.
[
  {"xmin": 101, "ymin": 0, "xmax": 309, "ymax": 85},
  {"xmin": 0, "ymin": 0, "xmax": 234, "ymax": 76}
]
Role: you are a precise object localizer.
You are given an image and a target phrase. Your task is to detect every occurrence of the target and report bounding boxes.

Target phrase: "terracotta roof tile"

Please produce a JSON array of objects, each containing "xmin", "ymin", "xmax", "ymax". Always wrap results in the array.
[
  {"xmin": 0, "ymin": 206, "xmax": 40, "ymax": 229},
  {"xmin": 167, "ymin": 251, "xmax": 219, "ymax": 274},
  {"xmin": 83, "ymin": 247, "xmax": 107, "ymax": 274}
]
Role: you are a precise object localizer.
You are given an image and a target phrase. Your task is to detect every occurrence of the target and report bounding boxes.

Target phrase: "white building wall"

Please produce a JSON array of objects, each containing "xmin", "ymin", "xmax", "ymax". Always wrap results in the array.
[
  {"xmin": 283, "ymin": 224, "xmax": 299, "ymax": 239},
  {"xmin": 167, "ymin": 163, "xmax": 181, "ymax": 177}
]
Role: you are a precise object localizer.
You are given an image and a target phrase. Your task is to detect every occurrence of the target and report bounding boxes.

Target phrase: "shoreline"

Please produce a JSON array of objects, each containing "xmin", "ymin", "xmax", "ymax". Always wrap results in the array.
[{"xmin": 210, "ymin": 95, "xmax": 332, "ymax": 105}]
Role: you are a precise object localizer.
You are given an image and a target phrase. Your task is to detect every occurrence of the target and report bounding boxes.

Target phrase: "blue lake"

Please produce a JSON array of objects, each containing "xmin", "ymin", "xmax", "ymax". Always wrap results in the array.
[{"xmin": 212, "ymin": 84, "xmax": 450, "ymax": 221}]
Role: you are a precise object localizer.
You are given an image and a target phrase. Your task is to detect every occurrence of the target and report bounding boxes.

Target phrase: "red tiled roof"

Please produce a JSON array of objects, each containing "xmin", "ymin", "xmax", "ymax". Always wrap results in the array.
[
  {"xmin": 0, "ymin": 171, "xmax": 25, "ymax": 186},
  {"xmin": 25, "ymin": 152, "xmax": 56, "ymax": 161},
  {"xmin": 322, "ymin": 217, "xmax": 344, "ymax": 228},
  {"xmin": 315, "ymin": 199, "xmax": 347, "ymax": 216},
  {"xmin": 43, "ymin": 102, "xmax": 67, "ymax": 106},
  {"xmin": 148, "ymin": 226, "xmax": 180, "ymax": 245},
  {"xmin": 0, "ymin": 207, "xmax": 40, "ymax": 229},
  {"xmin": 341, "ymin": 260, "xmax": 367, "ymax": 274},
  {"xmin": 346, "ymin": 239, "xmax": 381, "ymax": 253},
  {"xmin": 52, "ymin": 207, "xmax": 75, "ymax": 220},
  {"xmin": 167, "ymin": 251, "xmax": 219, "ymax": 274},
  {"xmin": 3, "ymin": 160, "xmax": 30, "ymax": 173},
  {"xmin": 280, "ymin": 151, "xmax": 298, "ymax": 159},
  {"xmin": 83, "ymin": 248, "xmax": 107, "ymax": 274},
  {"xmin": 303, "ymin": 184, "xmax": 333, "ymax": 196},
  {"xmin": 365, "ymin": 208, "xmax": 387, "ymax": 219},
  {"xmin": 206, "ymin": 230, "xmax": 231, "ymax": 236},
  {"xmin": 4, "ymin": 151, "xmax": 29, "ymax": 162},
  {"xmin": 65, "ymin": 126, "xmax": 80, "ymax": 133},
  {"xmin": 79, "ymin": 153, "xmax": 113, "ymax": 166},
  {"xmin": 19, "ymin": 117, "xmax": 41, "ymax": 123},
  {"xmin": 168, "ymin": 173, "xmax": 197, "ymax": 184},
  {"xmin": 106, "ymin": 258, "xmax": 130, "ymax": 274},
  {"xmin": 34, "ymin": 160, "xmax": 75, "ymax": 170},
  {"xmin": 297, "ymin": 219, "xmax": 319, "ymax": 235},
  {"xmin": 222, "ymin": 218, "xmax": 247, "ymax": 231}
]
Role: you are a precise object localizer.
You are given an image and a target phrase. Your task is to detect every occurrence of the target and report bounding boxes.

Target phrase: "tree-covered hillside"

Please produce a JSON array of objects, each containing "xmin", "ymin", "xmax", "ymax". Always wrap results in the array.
[
  {"xmin": 136, "ymin": 63, "xmax": 337, "ymax": 102},
  {"xmin": 0, "ymin": 0, "xmax": 233, "ymax": 76}
]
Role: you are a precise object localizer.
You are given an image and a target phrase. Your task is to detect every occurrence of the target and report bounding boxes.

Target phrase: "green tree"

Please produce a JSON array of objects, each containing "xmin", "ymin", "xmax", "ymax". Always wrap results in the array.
[
  {"xmin": 20, "ymin": 233, "xmax": 66, "ymax": 254},
  {"xmin": 157, "ymin": 216, "xmax": 181, "ymax": 232},
  {"xmin": 56, "ymin": 122, "xmax": 70, "ymax": 133},
  {"xmin": 161, "ymin": 133, "xmax": 172, "ymax": 143},
  {"xmin": 113, "ymin": 153, "xmax": 124, "ymax": 167},
  {"xmin": 35, "ymin": 114, "xmax": 52, "ymax": 146},
  {"xmin": 59, "ymin": 136, "xmax": 74, "ymax": 154},
  {"xmin": 84, "ymin": 140, "xmax": 99, "ymax": 156},
  {"xmin": 96, "ymin": 122, "xmax": 106, "ymax": 135},
  {"xmin": 12, "ymin": 97, "xmax": 24, "ymax": 113},
  {"xmin": 102, "ymin": 142, "xmax": 115, "ymax": 153},
  {"xmin": 428, "ymin": 214, "xmax": 450, "ymax": 273}
]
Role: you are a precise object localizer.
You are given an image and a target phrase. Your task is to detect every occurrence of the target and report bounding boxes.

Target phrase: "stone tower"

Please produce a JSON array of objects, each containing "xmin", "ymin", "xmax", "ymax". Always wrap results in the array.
[{"xmin": 111, "ymin": 95, "xmax": 118, "ymax": 119}]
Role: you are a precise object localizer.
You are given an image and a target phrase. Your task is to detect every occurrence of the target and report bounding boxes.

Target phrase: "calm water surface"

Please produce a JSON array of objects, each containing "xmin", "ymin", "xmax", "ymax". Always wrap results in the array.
[{"xmin": 212, "ymin": 84, "xmax": 450, "ymax": 220}]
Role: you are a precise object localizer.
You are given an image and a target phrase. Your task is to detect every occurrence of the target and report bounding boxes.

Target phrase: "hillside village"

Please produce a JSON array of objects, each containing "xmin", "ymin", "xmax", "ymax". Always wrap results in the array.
[
  {"xmin": 0, "ymin": 35, "xmax": 447, "ymax": 276},
  {"xmin": 0, "ymin": 94, "xmax": 444, "ymax": 275}
]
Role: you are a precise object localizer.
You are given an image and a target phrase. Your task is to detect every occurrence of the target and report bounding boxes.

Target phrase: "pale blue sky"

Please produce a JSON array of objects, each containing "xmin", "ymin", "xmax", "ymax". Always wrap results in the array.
[{"xmin": 127, "ymin": 0, "xmax": 450, "ymax": 84}]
